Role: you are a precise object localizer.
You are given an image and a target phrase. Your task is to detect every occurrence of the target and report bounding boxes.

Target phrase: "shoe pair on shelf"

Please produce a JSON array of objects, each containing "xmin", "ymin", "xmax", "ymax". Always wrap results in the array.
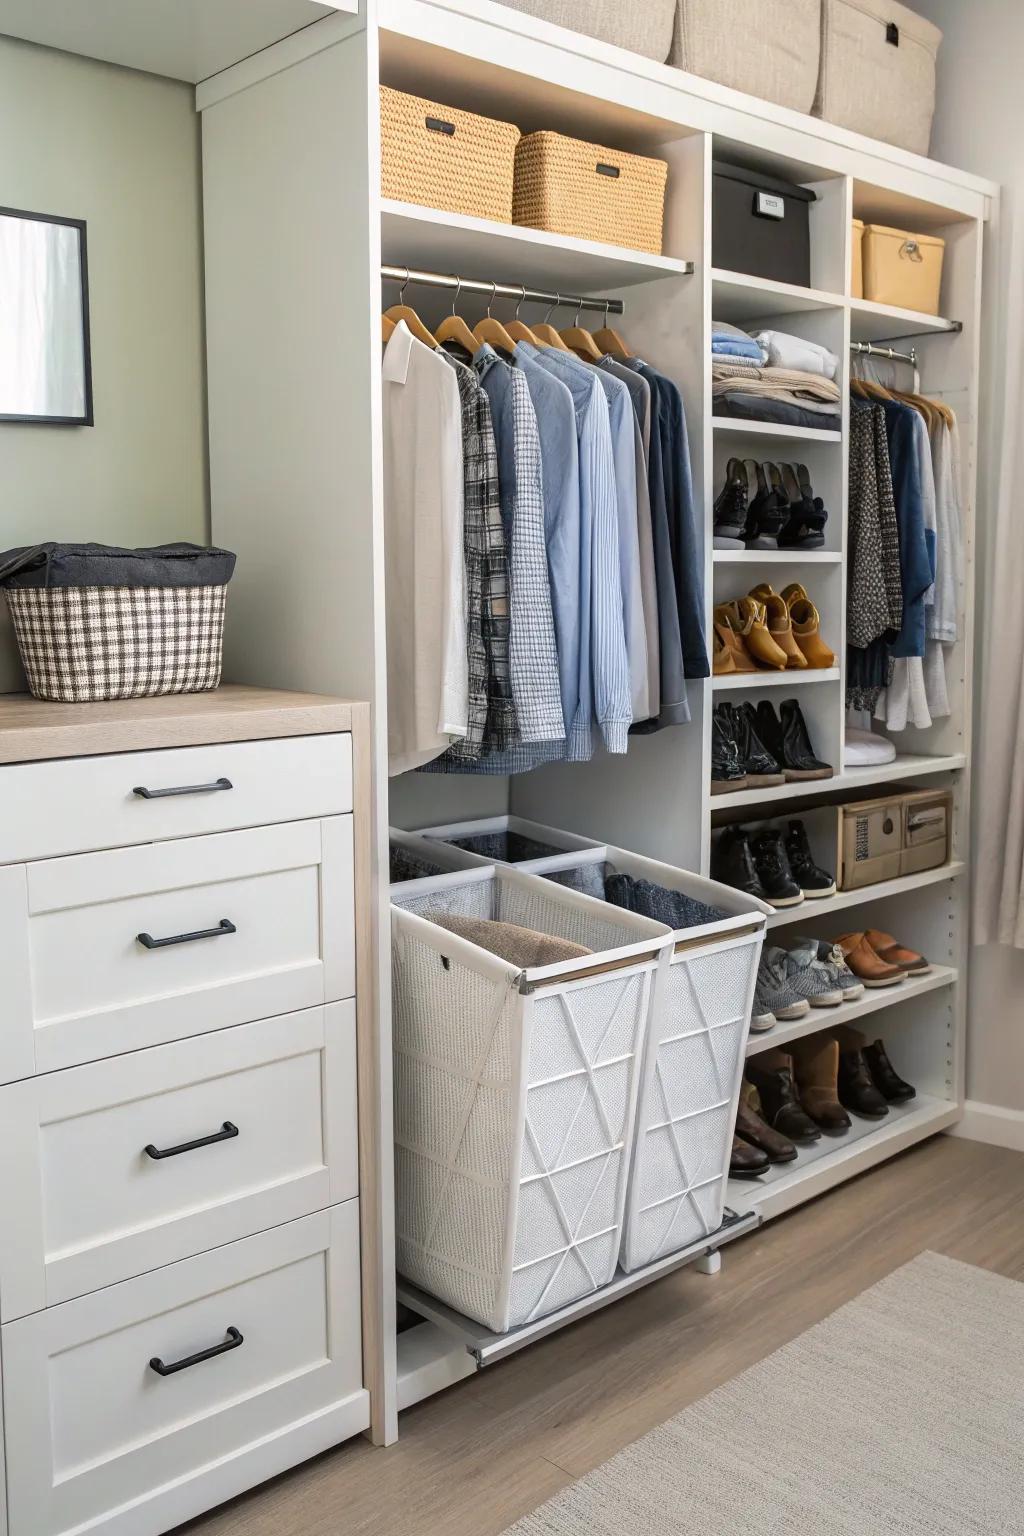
[
  {"xmin": 751, "ymin": 938, "xmax": 864, "ymax": 1032},
  {"xmin": 711, "ymin": 697, "xmax": 833, "ymax": 793},
  {"xmin": 833, "ymin": 1026, "xmax": 917, "ymax": 1119},
  {"xmin": 835, "ymin": 931, "xmax": 931, "ymax": 987},
  {"xmin": 714, "ymin": 459, "xmax": 829, "ymax": 551},
  {"xmin": 714, "ymin": 584, "xmax": 835, "ymax": 674},
  {"xmin": 713, "ymin": 818, "xmax": 836, "ymax": 910}
]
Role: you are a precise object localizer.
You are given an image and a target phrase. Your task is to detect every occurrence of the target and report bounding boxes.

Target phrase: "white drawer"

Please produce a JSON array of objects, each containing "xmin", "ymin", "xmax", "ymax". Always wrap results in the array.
[
  {"xmin": 2, "ymin": 1205, "xmax": 367, "ymax": 1536},
  {"xmin": 0, "ymin": 733, "xmax": 351, "ymax": 864},
  {"xmin": 0, "ymin": 1003, "xmax": 358, "ymax": 1320},
  {"xmin": 0, "ymin": 818, "xmax": 354, "ymax": 1083}
]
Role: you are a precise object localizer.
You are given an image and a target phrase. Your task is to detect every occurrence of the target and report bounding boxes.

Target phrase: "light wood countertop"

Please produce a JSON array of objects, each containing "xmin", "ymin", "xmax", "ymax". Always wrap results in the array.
[{"xmin": 0, "ymin": 685, "xmax": 365, "ymax": 764}]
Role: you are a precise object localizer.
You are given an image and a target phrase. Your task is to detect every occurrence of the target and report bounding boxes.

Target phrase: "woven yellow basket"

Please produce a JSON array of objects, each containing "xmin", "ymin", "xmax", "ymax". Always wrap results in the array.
[
  {"xmin": 380, "ymin": 86, "xmax": 521, "ymax": 223},
  {"xmin": 513, "ymin": 131, "xmax": 667, "ymax": 254}
]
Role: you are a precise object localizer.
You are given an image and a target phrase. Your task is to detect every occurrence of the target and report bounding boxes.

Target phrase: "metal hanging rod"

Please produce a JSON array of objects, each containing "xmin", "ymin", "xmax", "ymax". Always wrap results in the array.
[
  {"xmin": 381, "ymin": 264, "xmax": 624, "ymax": 317},
  {"xmin": 851, "ymin": 339, "xmax": 918, "ymax": 367}
]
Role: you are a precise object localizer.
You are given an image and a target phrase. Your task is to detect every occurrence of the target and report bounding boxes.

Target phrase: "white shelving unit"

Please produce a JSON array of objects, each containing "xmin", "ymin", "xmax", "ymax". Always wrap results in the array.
[{"xmin": 197, "ymin": 0, "xmax": 995, "ymax": 1438}]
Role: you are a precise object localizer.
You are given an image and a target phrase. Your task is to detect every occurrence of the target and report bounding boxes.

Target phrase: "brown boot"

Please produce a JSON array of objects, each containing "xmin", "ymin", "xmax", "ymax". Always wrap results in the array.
[
  {"xmin": 713, "ymin": 605, "xmax": 758, "ymax": 673},
  {"xmin": 789, "ymin": 1035, "xmax": 851, "ymax": 1132},
  {"xmin": 781, "ymin": 583, "xmax": 837, "ymax": 669},
  {"xmin": 730, "ymin": 1134, "xmax": 769, "ymax": 1178},
  {"xmin": 748, "ymin": 584, "xmax": 809, "ymax": 670},
  {"xmin": 736, "ymin": 1091, "xmax": 798, "ymax": 1163},
  {"xmin": 733, "ymin": 597, "xmax": 789, "ymax": 670},
  {"xmin": 746, "ymin": 1050, "xmax": 821, "ymax": 1143}
]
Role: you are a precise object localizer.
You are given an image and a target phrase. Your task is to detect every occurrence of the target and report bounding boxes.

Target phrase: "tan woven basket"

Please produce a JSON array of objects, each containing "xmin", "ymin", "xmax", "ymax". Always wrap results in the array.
[
  {"xmin": 513, "ymin": 131, "xmax": 667, "ymax": 254},
  {"xmin": 380, "ymin": 86, "xmax": 520, "ymax": 223}
]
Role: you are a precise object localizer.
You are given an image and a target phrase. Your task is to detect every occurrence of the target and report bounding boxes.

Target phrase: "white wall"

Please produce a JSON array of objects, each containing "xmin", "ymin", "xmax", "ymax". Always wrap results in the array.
[
  {"xmin": 916, "ymin": 0, "xmax": 1024, "ymax": 1120},
  {"xmin": 0, "ymin": 35, "xmax": 208, "ymax": 691}
]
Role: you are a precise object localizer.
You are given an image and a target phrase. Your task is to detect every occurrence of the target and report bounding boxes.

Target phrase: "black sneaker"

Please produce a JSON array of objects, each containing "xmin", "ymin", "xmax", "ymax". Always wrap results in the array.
[
  {"xmin": 784, "ymin": 819, "xmax": 836, "ymax": 898},
  {"xmin": 749, "ymin": 828, "xmax": 804, "ymax": 908},
  {"xmin": 711, "ymin": 826, "xmax": 767, "ymax": 901},
  {"xmin": 713, "ymin": 459, "xmax": 748, "ymax": 549},
  {"xmin": 755, "ymin": 699, "xmax": 833, "ymax": 782},
  {"xmin": 711, "ymin": 705, "xmax": 747, "ymax": 794},
  {"xmin": 732, "ymin": 702, "xmax": 785, "ymax": 786}
]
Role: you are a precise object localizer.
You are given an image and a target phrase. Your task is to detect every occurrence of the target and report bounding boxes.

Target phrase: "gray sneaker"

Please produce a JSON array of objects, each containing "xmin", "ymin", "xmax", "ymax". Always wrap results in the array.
[
  {"xmin": 814, "ymin": 939, "xmax": 864, "ymax": 1001},
  {"xmin": 771, "ymin": 944, "xmax": 843, "ymax": 1008},
  {"xmin": 752, "ymin": 952, "xmax": 811, "ymax": 1031}
]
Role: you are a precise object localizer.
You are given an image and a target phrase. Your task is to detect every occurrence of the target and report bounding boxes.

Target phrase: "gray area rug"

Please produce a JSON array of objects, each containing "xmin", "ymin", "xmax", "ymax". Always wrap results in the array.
[{"xmin": 506, "ymin": 1252, "xmax": 1024, "ymax": 1535}]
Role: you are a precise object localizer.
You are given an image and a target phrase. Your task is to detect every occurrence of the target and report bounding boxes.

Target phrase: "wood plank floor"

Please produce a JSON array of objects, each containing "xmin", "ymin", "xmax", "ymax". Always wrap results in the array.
[{"xmin": 179, "ymin": 1135, "xmax": 1024, "ymax": 1536}]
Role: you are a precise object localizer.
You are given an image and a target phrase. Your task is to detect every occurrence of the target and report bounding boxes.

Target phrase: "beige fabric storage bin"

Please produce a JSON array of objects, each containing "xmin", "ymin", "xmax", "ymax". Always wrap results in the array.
[
  {"xmin": 514, "ymin": 132, "xmax": 667, "ymax": 254},
  {"xmin": 814, "ymin": 0, "xmax": 941, "ymax": 156},
  {"xmin": 669, "ymin": 0, "xmax": 820, "ymax": 114},
  {"xmin": 380, "ymin": 86, "xmax": 520, "ymax": 223},
  {"xmin": 863, "ymin": 223, "xmax": 945, "ymax": 315},
  {"xmin": 851, "ymin": 217, "xmax": 865, "ymax": 298},
  {"xmin": 495, "ymin": 0, "xmax": 675, "ymax": 62}
]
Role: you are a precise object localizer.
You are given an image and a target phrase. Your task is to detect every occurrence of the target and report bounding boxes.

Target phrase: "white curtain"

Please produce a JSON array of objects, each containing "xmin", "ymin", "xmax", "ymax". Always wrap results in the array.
[{"xmin": 973, "ymin": 196, "xmax": 1024, "ymax": 947}]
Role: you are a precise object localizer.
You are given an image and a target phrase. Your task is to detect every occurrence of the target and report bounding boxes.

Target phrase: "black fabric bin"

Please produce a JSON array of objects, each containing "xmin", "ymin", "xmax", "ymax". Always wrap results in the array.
[{"xmin": 712, "ymin": 162, "xmax": 817, "ymax": 287}]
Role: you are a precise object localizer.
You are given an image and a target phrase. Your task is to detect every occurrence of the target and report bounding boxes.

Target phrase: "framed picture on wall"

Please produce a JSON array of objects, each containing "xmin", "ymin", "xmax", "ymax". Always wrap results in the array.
[{"xmin": 0, "ymin": 205, "xmax": 93, "ymax": 426}]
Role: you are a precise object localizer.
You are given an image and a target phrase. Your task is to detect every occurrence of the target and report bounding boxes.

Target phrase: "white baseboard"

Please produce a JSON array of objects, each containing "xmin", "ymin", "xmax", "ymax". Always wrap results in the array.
[{"xmin": 950, "ymin": 1101, "xmax": 1024, "ymax": 1152}]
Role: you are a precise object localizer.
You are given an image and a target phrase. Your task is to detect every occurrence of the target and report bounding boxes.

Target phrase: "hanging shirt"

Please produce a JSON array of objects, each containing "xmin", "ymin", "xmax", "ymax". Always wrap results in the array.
[
  {"xmin": 884, "ymin": 400, "xmax": 934, "ymax": 660},
  {"xmin": 474, "ymin": 346, "xmax": 564, "ymax": 745},
  {"xmin": 382, "ymin": 321, "xmax": 467, "ymax": 776}
]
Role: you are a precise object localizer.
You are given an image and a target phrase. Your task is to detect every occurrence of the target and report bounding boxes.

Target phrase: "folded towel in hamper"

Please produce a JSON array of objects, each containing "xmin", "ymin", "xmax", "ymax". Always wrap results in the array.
[{"xmin": 427, "ymin": 911, "xmax": 592, "ymax": 967}]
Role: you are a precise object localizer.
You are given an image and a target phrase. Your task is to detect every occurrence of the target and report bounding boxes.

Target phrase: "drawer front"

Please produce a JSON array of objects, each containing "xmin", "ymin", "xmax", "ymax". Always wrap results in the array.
[
  {"xmin": 3, "ymin": 1206, "xmax": 367, "ymax": 1536},
  {"xmin": 0, "ymin": 1004, "xmax": 358, "ymax": 1321},
  {"xmin": 0, "ymin": 818, "xmax": 354, "ymax": 1082},
  {"xmin": 0, "ymin": 733, "xmax": 351, "ymax": 864}
]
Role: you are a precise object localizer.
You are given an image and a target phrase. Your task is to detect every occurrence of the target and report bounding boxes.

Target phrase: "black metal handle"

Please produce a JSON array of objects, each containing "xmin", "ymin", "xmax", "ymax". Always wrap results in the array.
[
  {"xmin": 149, "ymin": 1327, "xmax": 244, "ymax": 1377},
  {"xmin": 133, "ymin": 777, "xmax": 233, "ymax": 800},
  {"xmin": 137, "ymin": 918, "xmax": 237, "ymax": 950},
  {"xmin": 144, "ymin": 1121, "xmax": 239, "ymax": 1161},
  {"xmin": 425, "ymin": 115, "xmax": 455, "ymax": 135}
]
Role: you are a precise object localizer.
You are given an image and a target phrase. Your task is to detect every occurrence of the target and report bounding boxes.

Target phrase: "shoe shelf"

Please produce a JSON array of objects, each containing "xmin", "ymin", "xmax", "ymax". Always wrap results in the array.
[
  {"xmin": 727, "ymin": 1094, "xmax": 959, "ymax": 1222},
  {"xmin": 711, "ymin": 268, "xmax": 844, "ymax": 324},
  {"xmin": 765, "ymin": 861, "xmax": 966, "ymax": 930},
  {"xmin": 713, "ymin": 667, "xmax": 840, "ymax": 690},
  {"xmin": 746, "ymin": 965, "xmax": 958, "ymax": 1059},
  {"xmin": 711, "ymin": 419, "xmax": 842, "ymax": 443},
  {"xmin": 712, "ymin": 551, "xmax": 843, "ymax": 565},
  {"xmin": 710, "ymin": 752, "xmax": 967, "ymax": 811}
]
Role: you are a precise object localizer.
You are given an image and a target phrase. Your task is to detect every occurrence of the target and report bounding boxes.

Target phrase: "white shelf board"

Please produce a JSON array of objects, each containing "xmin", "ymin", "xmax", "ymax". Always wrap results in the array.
[
  {"xmin": 728, "ymin": 1094, "xmax": 959, "ymax": 1222},
  {"xmin": 849, "ymin": 296, "xmax": 960, "ymax": 344},
  {"xmin": 746, "ymin": 965, "xmax": 958, "ymax": 1057},
  {"xmin": 712, "ymin": 268, "xmax": 844, "ymax": 323},
  {"xmin": 712, "ymin": 418, "xmax": 842, "ymax": 443},
  {"xmin": 711, "ymin": 752, "xmax": 966, "ymax": 811},
  {"xmin": 397, "ymin": 1321, "xmax": 476, "ymax": 1410},
  {"xmin": 381, "ymin": 200, "xmax": 694, "ymax": 294},
  {"xmin": 713, "ymin": 667, "xmax": 840, "ymax": 690},
  {"xmin": 713, "ymin": 551, "xmax": 842, "ymax": 565},
  {"xmin": 765, "ymin": 861, "xmax": 966, "ymax": 930}
]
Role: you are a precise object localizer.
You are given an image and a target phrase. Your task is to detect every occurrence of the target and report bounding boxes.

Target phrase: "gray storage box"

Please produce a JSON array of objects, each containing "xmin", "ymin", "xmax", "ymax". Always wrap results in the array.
[
  {"xmin": 669, "ymin": 0, "xmax": 820, "ymax": 113},
  {"xmin": 814, "ymin": 0, "xmax": 941, "ymax": 156},
  {"xmin": 495, "ymin": 0, "xmax": 675, "ymax": 62}
]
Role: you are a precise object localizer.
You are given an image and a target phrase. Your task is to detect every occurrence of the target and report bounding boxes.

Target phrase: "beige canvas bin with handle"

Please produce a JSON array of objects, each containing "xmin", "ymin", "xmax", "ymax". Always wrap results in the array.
[
  {"xmin": 514, "ymin": 131, "xmax": 667, "ymax": 255},
  {"xmin": 379, "ymin": 85, "xmax": 520, "ymax": 223},
  {"xmin": 494, "ymin": 0, "xmax": 676, "ymax": 63},
  {"xmin": 851, "ymin": 217, "xmax": 865, "ymax": 298},
  {"xmin": 814, "ymin": 0, "xmax": 942, "ymax": 157},
  {"xmin": 862, "ymin": 223, "xmax": 945, "ymax": 315},
  {"xmin": 668, "ymin": 0, "xmax": 820, "ymax": 114}
]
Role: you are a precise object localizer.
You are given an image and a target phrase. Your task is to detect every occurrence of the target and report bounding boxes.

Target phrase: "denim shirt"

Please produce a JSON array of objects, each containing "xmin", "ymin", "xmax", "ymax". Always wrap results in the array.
[{"xmin": 884, "ymin": 400, "xmax": 934, "ymax": 660}]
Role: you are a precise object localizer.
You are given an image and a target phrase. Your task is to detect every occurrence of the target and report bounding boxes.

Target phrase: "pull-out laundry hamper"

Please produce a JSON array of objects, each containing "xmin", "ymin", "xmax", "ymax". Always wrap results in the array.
[
  {"xmin": 419, "ymin": 814, "xmax": 602, "ymax": 873},
  {"xmin": 391, "ymin": 865, "xmax": 673, "ymax": 1332},
  {"xmin": 537, "ymin": 845, "xmax": 770, "ymax": 1272},
  {"xmin": 389, "ymin": 828, "xmax": 482, "ymax": 886}
]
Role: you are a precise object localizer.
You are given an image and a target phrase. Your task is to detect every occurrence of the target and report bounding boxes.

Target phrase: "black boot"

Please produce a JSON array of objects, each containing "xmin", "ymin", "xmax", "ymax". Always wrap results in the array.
[
  {"xmin": 711, "ymin": 825, "xmax": 767, "ymax": 901},
  {"xmin": 837, "ymin": 1047, "xmax": 890, "ymax": 1119},
  {"xmin": 863, "ymin": 1038, "xmax": 916, "ymax": 1103},
  {"xmin": 714, "ymin": 459, "xmax": 748, "ymax": 549},
  {"xmin": 749, "ymin": 828, "xmax": 804, "ymax": 908},
  {"xmin": 733, "ymin": 702, "xmax": 785, "ymax": 786},
  {"xmin": 784, "ymin": 819, "xmax": 836, "ymax": 899},
  {"xmin": 711, "ymin": 705, "xmax": 747, "ymax": 794},
  {"xmin": 754, "ymin": 698, "xmax": 832, "ymax": 781},
  {"xmin": 746, "ymin": 1057, "xmax": 821, "ymax": 1143}
]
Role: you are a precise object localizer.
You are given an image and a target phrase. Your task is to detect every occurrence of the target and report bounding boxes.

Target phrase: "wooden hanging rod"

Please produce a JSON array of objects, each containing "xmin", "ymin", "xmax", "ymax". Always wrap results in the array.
[{"xmin": 381, "ymin": 264, "xmax": 626, "ymax": 317}]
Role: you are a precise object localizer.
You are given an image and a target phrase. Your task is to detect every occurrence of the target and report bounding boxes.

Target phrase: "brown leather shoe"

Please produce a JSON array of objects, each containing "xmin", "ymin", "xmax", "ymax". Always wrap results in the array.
[
  {"xmin": 836, "ymin": 932, "xmax": 906, "ymax": 988},
  {"xmin": 748, "ymin": 584, "xmax": 809, "ymax": 670},
  {"xmin": 733, "ymin": 597, "xmax": 789, "ymax": 670},
  {"xmin": 746, "ymin": 1051, "xmax": 821, "ymax": 1143},
  {"xmin": 713, "ymin": 625, "xmax": 737, "ymax": 674},
  {"xmin": 730, "ymin": 1134, "xmax": 770, "ymax": 1178},
  {"xmin": 713, "ymin": 606, "xmax": 758, "ymax": 673},
  {"xmin": 781, "ymin": 583, "xmax": 837, "ymax": 669},
  {"xmin": 736, "ymin": 1096, "xmax": 798, "ymax": 1163},
  {"xmin": 863, "ymin": 929, "xmax": 931, "ymax": 975},
  {"xmin": 789, "ymin": 1035, "xmax": 851, "ymax": 1132}
]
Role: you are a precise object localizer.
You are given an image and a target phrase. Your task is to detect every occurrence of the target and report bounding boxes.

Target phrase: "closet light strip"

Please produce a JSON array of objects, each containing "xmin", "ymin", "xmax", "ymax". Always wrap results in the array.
[{"xmin": 380, "ymin": 263, "xmax": 656, "ymax": 316}]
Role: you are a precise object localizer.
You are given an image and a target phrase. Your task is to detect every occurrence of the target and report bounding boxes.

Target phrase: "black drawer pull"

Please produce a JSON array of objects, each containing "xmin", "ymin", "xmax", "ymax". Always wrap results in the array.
[
  {"xmin": 596, "ymin": 162, "xmax": 620, "ymax": 178},
  {"xmin": 426, "ymin": 115, "xmax": 455, "ymax": 135},
  {"xmin": 133, "ymin": 777, "xmax": 233, "ymax": 800},
  {"xmin": 137, "ymin": 918, "xmax": 237, "ymax": 950},
  {"xmin": 144, "ymin": 1121, "xmax": 239, "ymax": 1161},
  {"xmin": 149, "ymin": 1326, "xmax": 244, "ymax": 1377}
]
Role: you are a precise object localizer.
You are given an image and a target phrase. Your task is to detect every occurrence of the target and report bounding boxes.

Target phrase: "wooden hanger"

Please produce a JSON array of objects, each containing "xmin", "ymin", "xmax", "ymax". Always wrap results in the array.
[
  {"xmin": 560, "ymin": 297, "xmax": 604, "ymax": 362},
  {"xmin": 382, "ymin": 314, "xmax": 397, "ymax": 344},
  {"xmin": 531, "ymin": 294, "xmax": 573, "ymax": 351},
  {"xmin": 504, "ymin": 285, "xmax": 541, "ymax": 348},
  {"xmin": 383, "ymin": 268, "xmax": 438, "ymax": 349},
  {"xmin": 473, "ymin": 282, "xmax": 517, "ymax": 354},
  {"xmin": 434, "ymin": 275, "xmax": 480, "ymax": 354},
  {"xmin": 593, "ymin": 301, "xmax": 631, "ymax": 360}
]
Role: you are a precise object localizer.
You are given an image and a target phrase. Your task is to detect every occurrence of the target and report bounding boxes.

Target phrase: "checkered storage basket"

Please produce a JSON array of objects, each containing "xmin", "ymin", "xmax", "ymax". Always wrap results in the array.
[
  {"xmin": 391, "ymin": 864, "xmax": 672, "ymax": 1333},
  {"xmin": 0, "ymin": 542, "xmax": 235, "ymax": 703}
]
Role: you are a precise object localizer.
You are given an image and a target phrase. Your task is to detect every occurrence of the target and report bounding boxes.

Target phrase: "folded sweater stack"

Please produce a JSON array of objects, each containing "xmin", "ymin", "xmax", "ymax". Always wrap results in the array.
[{"xmin": 712, "ymin": 322, "xmax": 841, "ymax": 430}]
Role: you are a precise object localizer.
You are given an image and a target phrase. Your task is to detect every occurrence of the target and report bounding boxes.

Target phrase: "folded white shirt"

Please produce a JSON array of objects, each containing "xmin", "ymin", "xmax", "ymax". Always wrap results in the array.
[{"xmin": 752, "ymin": 329, "xmax": 839, "ymax": 381}]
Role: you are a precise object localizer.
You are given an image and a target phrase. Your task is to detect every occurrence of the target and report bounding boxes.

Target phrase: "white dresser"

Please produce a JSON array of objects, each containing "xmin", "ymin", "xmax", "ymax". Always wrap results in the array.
[{"xmin": 0, "ymin": 686, "xmax": 376, "ymax": 1536}]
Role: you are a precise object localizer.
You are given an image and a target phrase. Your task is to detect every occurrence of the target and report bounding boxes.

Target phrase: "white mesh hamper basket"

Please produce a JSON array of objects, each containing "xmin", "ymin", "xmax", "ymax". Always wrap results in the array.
[
  {"xmin": 419, "ymin": 814, "xmax": 602, "ymax": 872},
  {"xmin": 537, "ymin": 845, "xmax": 770, "ymax": 1272},
  {"xmin": 391, "ymin": 865, "xmax": 672, "ymax": 1332}
]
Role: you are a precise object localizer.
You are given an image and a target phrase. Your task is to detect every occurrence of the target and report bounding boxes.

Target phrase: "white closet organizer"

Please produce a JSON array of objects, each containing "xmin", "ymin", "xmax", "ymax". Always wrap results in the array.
[{"xmin": 196, "ymin": 0, "xmax": 994, "ymax": 1439}]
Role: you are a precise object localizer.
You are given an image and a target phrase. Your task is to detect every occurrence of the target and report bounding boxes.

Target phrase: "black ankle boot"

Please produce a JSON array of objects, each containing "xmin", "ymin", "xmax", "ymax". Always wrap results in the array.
[
  {"xmin": 711, "ymin": 705, "xmax": 747, "ymax": 794},
  {"xmin": 749, "ymin": 828, "xmax": 804, "ymax": 908},
  {"xmin": 711, "ymin": 825, "xmax": 767, "ymax": 901},
  {"xmin": 837, "ymin": 1048, "xmax": 890, "ymax": 1119},
  {"xmin": 733, "ymin": 702, "xmax": 785, "ymax": 785},
  {"xmin": 714, "ymin": 459, "xmax": 748, "ymax": 549},
  {"xmin": 777, "ymin": 699, "xmax": 833, "ymax": 780},
  {"xmin": 863, "ymin": 1038, "xmax": 916, "ymax": 1102},
  {"xmin": 784, "ymin": 819, "xmax": 836, "ymax": 898}
]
